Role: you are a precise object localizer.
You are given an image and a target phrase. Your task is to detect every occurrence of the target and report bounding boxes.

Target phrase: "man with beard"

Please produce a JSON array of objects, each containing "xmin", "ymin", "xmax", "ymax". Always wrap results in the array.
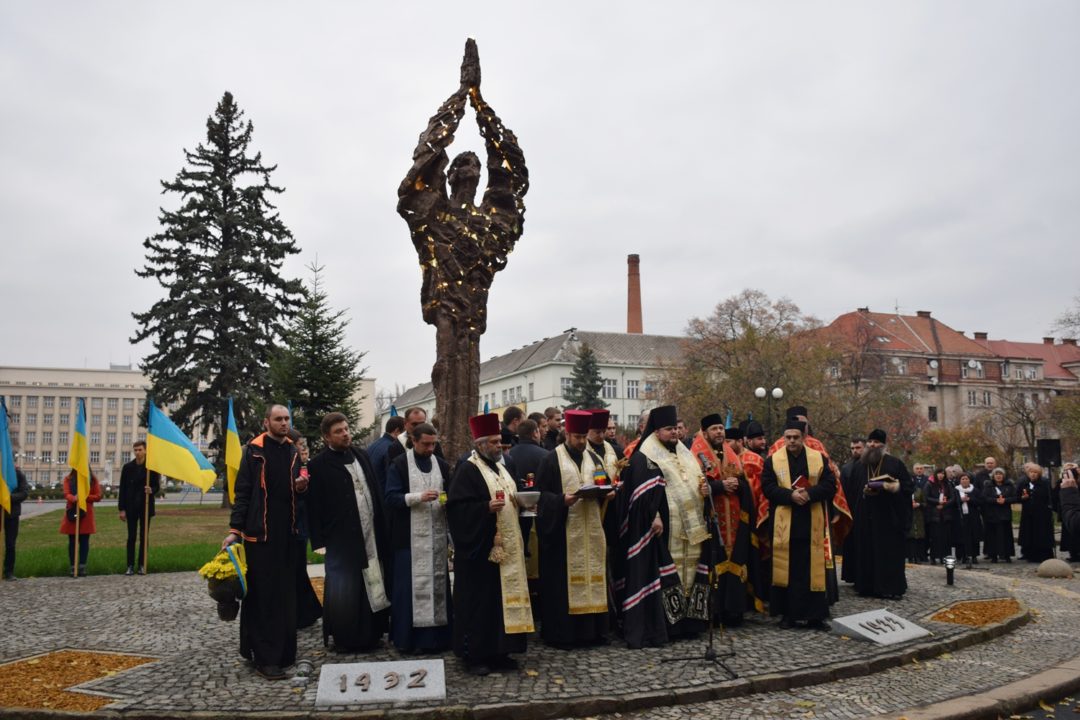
[
  {"xmin": 849, "ymin": 429, "xmax": 913, "ymax": 600},
  {"xmin": 385, "ymin": 422, "xmax": 453, "ymax": 653},
  {"xmin": 447, "ymin": 413, "xmax": 533, "ymax": 675},
  {"xmin": 761, "ymin": 419, "xmax": 839, "ymax": 630},
  {"xmin": 691, "ymin": 414, "xmax": 765, "ymax": 626},
  {"xmin": 839, "ymin": 437, "xmax": 865, "ymax": 584},
  {"xmin": 615, "ymin": 405, "xmax": 711, "ymax": 648},
  {"xmin": 222, "ymin": 405, "xmax": 305, "ymax": 681},
  {"xmin": 307, "ymin": 412, "xmax": 391, "ymax": 652},
  {"xmin": 535, "ymin": 410, "xmax": 613, "ymax": 648}
]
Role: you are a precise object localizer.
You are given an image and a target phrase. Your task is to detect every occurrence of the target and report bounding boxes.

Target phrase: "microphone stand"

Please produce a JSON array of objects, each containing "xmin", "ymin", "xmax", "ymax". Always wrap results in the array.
[{"xmin": 661, "ymin": 453, "xmax": 738, "ymax": 679}]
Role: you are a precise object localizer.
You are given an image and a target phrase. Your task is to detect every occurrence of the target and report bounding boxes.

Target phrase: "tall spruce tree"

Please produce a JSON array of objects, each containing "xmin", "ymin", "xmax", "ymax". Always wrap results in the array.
[
  {"xmin": 132, "ymin": 91, "xmax": 303, "ymax": 448},
  {"xmin": 270, "ymin": 262, "xmax": 367, "ymax": 447},
  {"xmin": 564, "ymin": 343, "xmax": 608, "ymax": 409}
]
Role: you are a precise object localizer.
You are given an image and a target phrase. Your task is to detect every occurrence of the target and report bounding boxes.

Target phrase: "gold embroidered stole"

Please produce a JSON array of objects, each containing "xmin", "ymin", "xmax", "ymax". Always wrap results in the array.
[
  {"xmin": 555, "ymin": 445, "xmax": 608, "ymax": 615},
  {"xmin": 771, "ymin": 448, "xmax": 826, "ymax": 592},
  {"xmin": 641, "ymin": 434, "xmax": 709, "ymax": 593},
  {"xmin": 468, "ymin": 453, "xmax": 535, "ymax": 634}
]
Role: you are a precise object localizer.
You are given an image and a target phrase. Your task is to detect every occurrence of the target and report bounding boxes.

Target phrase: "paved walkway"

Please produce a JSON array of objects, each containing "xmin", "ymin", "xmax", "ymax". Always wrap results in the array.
[{"xmin": 0, "ymin": 560, "xmax": 1076, "ymax": 718}]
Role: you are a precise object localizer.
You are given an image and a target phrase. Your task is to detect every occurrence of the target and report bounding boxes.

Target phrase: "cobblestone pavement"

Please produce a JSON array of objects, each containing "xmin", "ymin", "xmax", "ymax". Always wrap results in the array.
[
  {"xmin": 566, "ymin": 560, "xmax": 1080, "ymax": 720},
  {"xmin": 0, "ymin": 559, "xmax": 1073, "ymax": 717}
]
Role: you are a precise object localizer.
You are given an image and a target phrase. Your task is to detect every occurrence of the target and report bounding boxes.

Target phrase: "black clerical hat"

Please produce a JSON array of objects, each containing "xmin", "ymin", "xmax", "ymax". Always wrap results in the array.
[
  {"xmin": 868, "ymin": 428, "xmax": 887, "ymax": 443},
  {"xmin": 700, "ymin": 413, "xmax": 724, "ymax": 431},
  {"xmin": 786, "ymin": 405, "xmax": 808, "ymax": 419}
]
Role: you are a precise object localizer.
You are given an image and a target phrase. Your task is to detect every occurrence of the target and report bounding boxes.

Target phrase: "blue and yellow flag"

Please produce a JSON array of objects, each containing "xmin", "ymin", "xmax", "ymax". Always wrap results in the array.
[
  {"xmin": 69, "ymin": 398, "xmax": 92, "ymax": 511},
  {"xmin": 0, "ymin": 397, "xmax": 18, "ymax": 514},
  {"xmin": 225, "ymin": 398, "xmax": 242, "ymax": 504},
  {"xmin": 147, "ymin": 403, "xmax": 215, "ymax": 492}
]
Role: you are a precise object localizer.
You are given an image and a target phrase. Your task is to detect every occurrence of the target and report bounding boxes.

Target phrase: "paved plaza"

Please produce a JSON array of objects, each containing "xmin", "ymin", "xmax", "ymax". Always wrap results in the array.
[{"xmin": 1, "ymin": 560, "xmax": 1077, "ymax": 719}]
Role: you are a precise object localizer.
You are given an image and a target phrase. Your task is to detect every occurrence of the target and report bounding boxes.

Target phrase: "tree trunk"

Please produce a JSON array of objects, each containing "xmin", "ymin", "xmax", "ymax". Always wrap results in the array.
[{"xmin": 432, "ymin": 316, "xmax": 481, "ymax": 461}]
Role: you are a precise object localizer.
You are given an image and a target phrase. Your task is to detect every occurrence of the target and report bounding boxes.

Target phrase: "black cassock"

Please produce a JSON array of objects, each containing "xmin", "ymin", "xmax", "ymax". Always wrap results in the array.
[
  {"xmin": 705, "ymin": 475, "xmax": 765, "ymax": 626},
  {"xmin": 761, "ymin": 449, "xmax": 837, "ymax": 622},
  {"xmin": 849, "ymin": 455, "xmax": 913, "ymax": 599},
  {"xmin": 981, "ymin": 479, "xmax": 1016, "ymax": 560},
  {"xmin": 446, "ymin": 457, "xmax": 528, "ymax": 663},
  {"xmin": 839, "ymin": 459, "xmax": 863, "ymax": 584},
  {"xmin": 308, "ymin": 446, "xmax": 391, "ymax": 652},
  {"xmin": 1017, "ymin": 477, "xmax": 1055, "ymax": 562},
  {"xmin": 535, "ymin": 447, "xmax": 610, "ymax": 647}
]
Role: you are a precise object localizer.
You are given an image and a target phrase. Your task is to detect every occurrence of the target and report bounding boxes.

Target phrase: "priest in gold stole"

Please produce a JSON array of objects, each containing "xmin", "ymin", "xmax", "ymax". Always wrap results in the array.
[
  {"xmin": 761, "ymin": 419, "xmax": 839, "ymax": 630},
  {"xmin": 535, "ymin": 409, "xmax": 613, "ymax": 648},
  {"xmin": 447, "ymin": 413, "xmax": 534, "ymax": 676}
]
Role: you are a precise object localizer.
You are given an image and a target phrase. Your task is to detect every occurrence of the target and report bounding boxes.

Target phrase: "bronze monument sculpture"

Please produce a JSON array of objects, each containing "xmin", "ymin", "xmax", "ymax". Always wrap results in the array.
[{"xmin": 397, "ymin": 39, "xmax": 529, "ymax": 459}]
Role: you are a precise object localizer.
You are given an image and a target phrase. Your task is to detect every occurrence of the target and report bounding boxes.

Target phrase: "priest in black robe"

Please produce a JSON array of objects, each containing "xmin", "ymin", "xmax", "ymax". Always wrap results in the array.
[
  {"xmin": 222, "ymin": 405, "xmax": 303, "ymax": 681},
  {"xmin": 384, "ymin": 422, "xmax": 453, "ymax": 653},
  {"xmin": 535, "ymin": 409, "xmax": 612, "ymax": 648},
  {"xmin": 849, "ymin": 429, "xmax": 913, "ymax": 600},
  {"xmin": 308, "ymin": 412, "xmax": 391, "ymax": 652},
  {"xmin": 447, "ymin": 413, "xmax": 533, "ymax": 675},
  {"xmin": 761, "ymin": 419, "xmax": 839, "ymax": 630},
  {"xmin": 838, "ymin": 437, "xmax": 864, "ymax": 584},
  {"xmin": 1016, "ymin": 462, "xmax": 1054, "ymax": 562}
]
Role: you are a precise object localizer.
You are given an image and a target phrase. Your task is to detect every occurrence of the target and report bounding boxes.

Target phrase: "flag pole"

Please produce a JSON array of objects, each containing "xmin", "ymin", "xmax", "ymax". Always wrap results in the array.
[
  {"xmin": 73, "ymin": 475, "xmax": 80, "ymax": 578},
  {"xmin": 142, "ymin": 464, "xmax": 150, "ymax": 575}
]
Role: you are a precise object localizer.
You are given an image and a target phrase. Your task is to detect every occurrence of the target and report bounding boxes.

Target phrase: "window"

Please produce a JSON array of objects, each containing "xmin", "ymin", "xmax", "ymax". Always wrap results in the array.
[
  {"xmin": 928, "ymin": 406, "xmax": 938, "ymax": 423},
  {"xmin": 602, "ymin": 378, "xmax": 618, "ymax": 399},
  {"xmin": 90, "ymin": 451, "xmax": 100, "ymax": 465},
  {"xmin": 26, "ymin": 396, "xmax": 38, "ymax": 408},
  {"xmin": 92, "ymin": 414, "xmax": 101, "ymax": 426},
  {"xmin": 91, "ymin": 398, "xmax": 103, "ymax": 409},
  {"xmin": 107, "ymin": 432, "xmax": 117, "ymax": 445},
  {"xmin": 59, "ymin": 396, "xmax": 71, "ymax": 408},
  {"xmin": 828, "ymin": 365, "xmax": 840, "ymax": 379},
  {"xmin": 43, "ymin": 431, "xmax": 52, "ymax": 444},
  {"xmin": 515, "ymin": 386, "xmax": 523, "ymax": 402},
  {"xmin": 9, "ymin": 396, "xmax": 20, "ymax": 408},
  {"xmin": 59, "ymin": 431, "xmax": 68, "ymax": 445},
  {"xmin": 967, "ymin": 390, "xmax": 977, "ymax": 406},
  {"xmin": 107, "ymin": 398, "xmax": 118, "ymax": 410},
  {"xmin": 90, "ymin": 432, "xmax": 101, "ymax": 445},
  {"xmin": 976, "ymin": 364, "xmax": 984, "ymax": 379},
  {"xmin": 501, "ymin": 389, "xmax": 508, "ymax": 405},
  {"xmin": 1026, "ymin": 367, "xmax": 1037, "ymax": 380},
  {"xmin": 43, "ymin": 397, "xmax": 54, "ymax": 409},
  {"xmin": 123, "ymin": 415, "xmax": 133, "ymax": 426},
  {"xmin": 59, "ymin": 414, "xmax": 69, "ymax": 425},
  {"xmin": 24, "ymin": 431, "xmax": 36, "ymax": 445},
  {"xmin": 26, "ymin": 414, "xmax": 36, "ymax": 425},
  {"xmin": 961, "ymin": 365, "xmax": 969, "ymax": 379},
  {"xmin": 528, "ymin": 383, "xmax": 534, "ymax": 401},
  {"xmin": 122, "ymin": 433, "xmax": 132, "ymax": 445},
  {"xmin": 107, "ymin": 414, "xmax": 117, "ymax": 425},
  {"xmin": 58, "ymin": 450, "xmax": 68, "ymax": 464},
  {"xmin": 982, "ymin": 391, "xmax": 992, "ymax": 406},
  {"xmin": 561, "ymin": 377, "xmax": 573, "ymax": 395},
  {"xmin": 9, "ymin": 413, "xmax": 18, "ymax": 424},
  {"xmin": 1015, "ymin": 368, "xmax": 1023, "ymax": 380},
  {"xmin": 644, "ymin": 381, "xmax": 655, "ymax": 396},
  {"xmin": 123, "ymin": 398, "xmax": 134, "ymax": 410},
  {"xmin": 40, "ymin": 450, "xmax": 51, "ymax": 463},
  {"xmin": 626, "ymin": 380, "xmax": 640, "ymax": 399}
]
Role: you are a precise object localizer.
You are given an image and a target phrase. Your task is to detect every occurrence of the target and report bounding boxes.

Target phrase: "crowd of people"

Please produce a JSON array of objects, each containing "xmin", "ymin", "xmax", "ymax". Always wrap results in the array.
[{"xmin": 214, "ymin": 400, "xmax": 1080, "ymax": 682}]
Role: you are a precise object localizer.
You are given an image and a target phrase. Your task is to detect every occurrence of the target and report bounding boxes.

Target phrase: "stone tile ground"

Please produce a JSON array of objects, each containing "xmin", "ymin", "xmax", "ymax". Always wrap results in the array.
[{"xmin": 1, "ymin": 560, "xmax": 1074, "ymax": 716}]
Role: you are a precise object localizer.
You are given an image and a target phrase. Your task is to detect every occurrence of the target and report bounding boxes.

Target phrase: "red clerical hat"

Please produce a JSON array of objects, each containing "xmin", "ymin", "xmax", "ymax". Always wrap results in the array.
[
  {"xmin": 469, "ymin": 413, "xmax": 501, "ymax": 439},
  {"xmin": 588, "ymin": 409, "xmax": 610, "ymax": 430},
  {"xmin": 563, "ymin": 410, "xmax": 592, "ymax": 435}
]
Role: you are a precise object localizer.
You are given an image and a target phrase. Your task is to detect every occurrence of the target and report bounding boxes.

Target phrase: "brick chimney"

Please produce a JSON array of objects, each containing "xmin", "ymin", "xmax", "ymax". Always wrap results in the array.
[
  {"xmin": 1063, "ymin": 338, "xmax": 1078, "ymax": 346},
  {"xmin": 627, "ymin": 254, "xmax": 643, "ymax": 334},
  {"xmin": 1043, "ymin": 337, "xmax": 1055, "ymax": 345},
  {"xmin": 916, "ymin": 310, "xmax": 932, "ymax": 319},
  {"xmin": 974, "ymin": 332, "xmax": 988, "ymax": 340}
]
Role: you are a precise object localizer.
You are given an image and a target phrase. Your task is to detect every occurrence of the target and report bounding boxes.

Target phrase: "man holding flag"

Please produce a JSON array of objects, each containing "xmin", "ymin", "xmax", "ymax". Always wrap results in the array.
[
  {"xmin": 118, "ymin": 440, "xmax": 161, "ymax": 576},
  {"xmin": 2, "ymin": 397, "xmax": 30, "ymax": 581}
]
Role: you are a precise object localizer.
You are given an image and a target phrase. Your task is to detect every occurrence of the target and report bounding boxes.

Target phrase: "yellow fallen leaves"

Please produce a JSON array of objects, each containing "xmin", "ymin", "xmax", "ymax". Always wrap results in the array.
[
  {"xmin": 1038, "ymin": 699, "xmax": 1054, "ymax": 712},
  {"xmin": 930, "ymin": 598, "xmax": 1021, "ymax": 626},
  {"xmin": 0, "ymin": 650, "xmax": 155, "ymax": 711}
]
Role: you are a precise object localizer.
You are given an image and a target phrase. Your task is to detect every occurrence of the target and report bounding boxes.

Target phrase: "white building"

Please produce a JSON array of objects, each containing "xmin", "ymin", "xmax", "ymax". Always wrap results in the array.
[{"xmin": 385, "ymin": 329, "xmax": 685, "ymax": 430}]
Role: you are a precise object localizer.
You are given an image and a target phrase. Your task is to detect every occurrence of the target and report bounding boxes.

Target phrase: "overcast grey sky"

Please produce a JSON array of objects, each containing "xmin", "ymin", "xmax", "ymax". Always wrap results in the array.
[{"xmin": 2, "ymin": 2, "xmax": 1077, "ymax": 396}]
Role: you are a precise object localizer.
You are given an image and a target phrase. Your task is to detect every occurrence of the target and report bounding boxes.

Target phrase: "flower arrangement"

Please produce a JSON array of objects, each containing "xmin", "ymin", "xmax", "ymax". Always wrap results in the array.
[
  {"xmin": 198, "ymin": 545, "xmax": 247, "ymax": 621},
  {"xmin": 198, "ymin": 546, "xmax": 247, "ymax": 581}
]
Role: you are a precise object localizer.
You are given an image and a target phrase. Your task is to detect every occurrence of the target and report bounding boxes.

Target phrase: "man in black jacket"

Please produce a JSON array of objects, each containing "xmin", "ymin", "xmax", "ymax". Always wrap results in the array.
[
  {"xmin": 222, "ymin": 404, "xmax": 304, "ymax": 681},
  {"xmin": 3, "ymin": 466, "xmax": 29, "ymax": 580},
  {"xmin": 118, "ymin": 440, "xmax": 161, "ymax": 575}
]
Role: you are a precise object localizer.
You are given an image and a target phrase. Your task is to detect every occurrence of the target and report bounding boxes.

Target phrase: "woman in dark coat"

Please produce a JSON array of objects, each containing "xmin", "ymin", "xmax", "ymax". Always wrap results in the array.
[
  {"xmin": 1016, "ymin": 463, "xmax": 1054, "ymax": 562},
  {"xmin": 981, "ymin": 468, "xmax": 1016, "ymax": 562},
  {"xmin": 924, "ymin": 470, "xmax": 954, "ymax": 564}
]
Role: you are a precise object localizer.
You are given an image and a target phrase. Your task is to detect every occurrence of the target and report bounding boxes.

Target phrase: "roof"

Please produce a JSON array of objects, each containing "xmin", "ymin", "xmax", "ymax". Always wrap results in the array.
[
  {"xmin": 392, "ymin": 330, "xmax": 686, "ymax": 407},
  {"xmin": 974, "ymin": 338, "xmax": 1080, "ymax": 380},
  {"xmin": 825, "ymin": 310, "xmax": 997, "ymax": 358}
]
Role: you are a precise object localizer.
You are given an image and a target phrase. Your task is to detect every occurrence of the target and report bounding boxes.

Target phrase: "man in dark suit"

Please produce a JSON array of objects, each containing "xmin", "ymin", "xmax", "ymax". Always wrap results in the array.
[
  {"xmin": 118, "ymin": 440, "xmax": 161, "ymax": 576},
  {"xmin": 3, "ymin": 465, "xmax": 29, "ymax": 580}
]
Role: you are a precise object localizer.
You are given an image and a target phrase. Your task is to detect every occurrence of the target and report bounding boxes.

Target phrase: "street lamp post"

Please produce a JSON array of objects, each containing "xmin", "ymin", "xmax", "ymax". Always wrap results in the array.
[{"xmin": 754, "ymin": 386, "xmax": 784, "ymax": 442}]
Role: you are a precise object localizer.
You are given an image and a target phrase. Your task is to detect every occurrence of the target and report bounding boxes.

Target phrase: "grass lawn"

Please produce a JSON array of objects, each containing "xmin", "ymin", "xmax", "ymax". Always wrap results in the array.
[{"xmin": 11, "ymin": 507, "xmax": 323, "ymax": 578}]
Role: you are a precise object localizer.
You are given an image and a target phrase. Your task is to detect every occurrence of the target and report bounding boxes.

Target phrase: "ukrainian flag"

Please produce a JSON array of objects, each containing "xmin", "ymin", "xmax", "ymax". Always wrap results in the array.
[
  {"xmin": 225, "ymin": 398, "xmax": 242, "ymax": 504},
  {"xmin": 69, "ymin": 398, "xmax": 92, "ymax": 511},
  {"xmin": 0, "ymin": 397, "xmax": 18, "ymax": 514},
  {"xmin": 147, "ymin": 403, "xmax": 215, "ymax": 492}
]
